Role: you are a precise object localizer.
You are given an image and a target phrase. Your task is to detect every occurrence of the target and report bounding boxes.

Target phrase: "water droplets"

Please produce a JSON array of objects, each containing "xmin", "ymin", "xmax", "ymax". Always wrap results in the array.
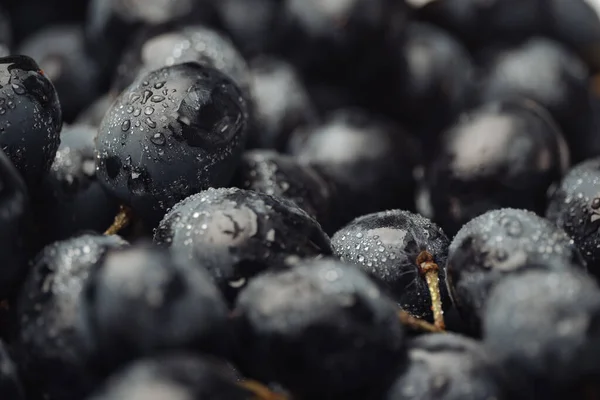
[
  {"xmin": 144, "ymin": 106, "xmax": 155, "ymax": 115},
  {"xmin": 129, "ymin": 93, "xmax": 141, "ymax": 104},
  {"xmin": 501, "ymin": 217, "xmax": 523, "ymax": 237},
  {"xmin": 228, "ymin": 277, "xmax": 246, "ymax": 288},
  {"xmin": 11, "ymin": 83, "xmax": 25, "ymax": 95},
  {"xmin": 141, "ymin": 90, "xmax": 153, "ymax": 104},
  {"xmin": 128, "ymin": 168, "xmax": 150, "ymax": 195},
  {"xmin": 82, "ymin": 159, "xmax": 96, "ymax": 176},
  {"xmin": 150, "ymin": 132, "xmax": 166, "ymax": 146},
  {"xmin": 145, "ymin": 117, "xmax": 157, "ymax": 129},
  {"xmin": 495, "ymin": 248, "xmax": 508, "ymax": 262},
  {"xmin": 151, "ymin": 95, "xmax": 166, "ymax": 103},
  {"xmin": 121, "ymin": 120, "xmax": 131, "ymax": 132}
]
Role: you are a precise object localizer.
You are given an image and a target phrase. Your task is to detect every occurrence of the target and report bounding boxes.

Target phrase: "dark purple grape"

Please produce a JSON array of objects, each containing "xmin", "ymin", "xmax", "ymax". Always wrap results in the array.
[
  {"xmin": 383, "ymin": 22, "xmax": 474, "ymax": 141},
  {"xmin": 483, "ymin": 268, "xmax": 600, "ymax": 399},
  {"xmin": 15, "ymin": 234, "xmax": 128, "ymax": 400},
  {"xmin": 233, "ymin": 258, "xmax": 407, "ymax": 399},
  {"xmin": 247, "ymin": 56, "xmax": 317, "ymax": 150},
  {"xmin": 547, "ymin": 157, "xmax": 600, "ymax": 277},
  {"xmin": 154, "ymin": 187, "xmax": 332, "ymax": 304},
  {"xmin": 0, "ymin": 55, "xmax": 62, "ymax": 189},
  {"xmin": 382, "ymin": 333, "xmax": 514, "ymax": 400},
  {"xmin": 288, "ymin": 108, "xmax": 420, "ymax": 231},
  {"xmin": 332, "ymin": 210, "xmax": 451, "ymax": 324},
  {"xmin": 420, "ymin": 99, "xmax": 569, "ymax": 236},
  {"xmin": 446, "ymin": 208, "xmax": 585, "ymax": 334},
  {"xmin": 474, "ymin": 38, "xmax": 594, "ymax": 162},
  {"xmin": 79, "ymin": 243, "xmax": 233, "ymax": 375},
  {"xmin": 95, "ymin": 62, "xmax": 248, "ymax": 227}
]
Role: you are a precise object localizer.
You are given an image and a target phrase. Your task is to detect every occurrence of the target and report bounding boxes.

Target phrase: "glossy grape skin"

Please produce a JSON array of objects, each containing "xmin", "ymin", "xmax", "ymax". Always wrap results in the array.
[
  {"xmin": 382, "ymin": 22, "xmax": 475, "ymax": 142},
  {"xmin": 446, "ymin": 208, "xmax": 585, "ymax": 334},
  {"xmin": 483, "ymin": 269, "xmax": 600, "ymax": 399},
  {"xmin": 233, "ymin": 258, "xmax": 407, "ymax": 399},
  {"xmin": 331, "ymin": 210, "xmax": 451, "ymax": 322},
  {"xmin": 474, "ymin": 38, "xmax": 595, "ymax": 162},
  {"xmin": 15, "ymin": 234, "xmax": 128, "ymax": 400},
  {"xmin": 420, "ymin": 99, "xmax": 569, "ymax": 235},
  {"xmin": 382, "ymin": 333, "xmax": 514, "ymax": 400},
  {"xmin": 288, "ymin": 108, "xmax": 420, "ymax": 230},
  {"xmin": 0, "ymin": 55, "xmax": 62, "ymax": 189},
  {"xmin": 79, "ymin": 244, "xmax": 233, "ymax": 375},
  {"xmin": 546, "ymin": 158, "xmax": 600, "ymax": 277},
  {"xmin": 247, "ymin": 57, "xmax": 317, "ymax": 150},
  {"xmin": 95, "ymin": 62, "xmax": 248, "ymax": 227},
  {"xmin": 154, "ymin": 187, "xmax": 332, "ymax": 304}
]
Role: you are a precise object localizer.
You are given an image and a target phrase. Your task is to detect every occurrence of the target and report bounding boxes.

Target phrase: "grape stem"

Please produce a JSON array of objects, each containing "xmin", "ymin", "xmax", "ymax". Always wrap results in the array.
[
  {"xmin": 397, "ymin": 309, "xmax": 444, "ymax": 333},
  {"xmin": 104, "ymin": 205, "xmax": 133, "ymax": 236},
  {"xmin": 238, "ymin": 380, "xmax": 289, "ymax": 400},
  {"xmin": 416, "ymin": 250, "xmax": 446, "ymax": 330}
]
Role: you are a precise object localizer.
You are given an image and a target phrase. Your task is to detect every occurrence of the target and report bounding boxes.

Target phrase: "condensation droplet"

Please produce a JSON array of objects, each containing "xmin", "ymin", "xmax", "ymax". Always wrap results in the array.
[
  {"xmin": 11, "ymin": 84, "xmax": 25, "ymax": 95},
  {"xmin": 141, "ymin": 90, "xmax": 153, "ymax": 104},
  {"xmin": 150, "ymin": 132, "xmax": 166, "ymax": 146},
  {"xmin": 145, "ymin": 118, "xmax": 157, "ymax": 129}
]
